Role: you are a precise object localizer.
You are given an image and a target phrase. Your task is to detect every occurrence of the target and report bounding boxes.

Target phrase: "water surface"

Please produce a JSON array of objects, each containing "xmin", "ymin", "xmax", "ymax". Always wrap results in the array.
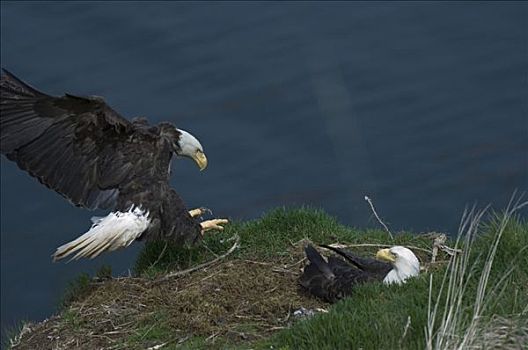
[{"xmin": 1, "ymin": 2, "xmax": 527, "ymax": 337}]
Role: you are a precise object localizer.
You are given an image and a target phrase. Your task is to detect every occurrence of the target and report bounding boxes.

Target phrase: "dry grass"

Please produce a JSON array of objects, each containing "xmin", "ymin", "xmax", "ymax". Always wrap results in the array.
[
  {"xmin": 469, "ymin": 313, "xmax": 528, "ymax": 349},
  {"xmin": 9, "ymin": 242, "xmax": 326, "ymax": 350},
  {"xmin": 7, "ymin": 205, "xmax": 526, "ymax": 349},
  {"xmin": 426, "ymin": 194, "xmax": 528, "ymax": 350}
]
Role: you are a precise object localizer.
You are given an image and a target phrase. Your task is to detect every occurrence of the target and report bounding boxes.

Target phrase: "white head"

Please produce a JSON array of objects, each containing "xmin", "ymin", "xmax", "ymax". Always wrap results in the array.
[
  {"xmin": 376, "ymin": 246, "xmax": 420, "ymax": 285},
  {"xmin": 174, "ymin": 129, "xmax": 207, "ymax": 171}
]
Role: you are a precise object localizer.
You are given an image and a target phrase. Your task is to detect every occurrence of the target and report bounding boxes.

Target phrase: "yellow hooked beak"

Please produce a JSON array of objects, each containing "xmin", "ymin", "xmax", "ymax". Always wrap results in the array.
[
  {"xmin": 376, "ymin": 248, "xmax": 396, "ymax": 263},
  {"xmin": 193, "ymin": 150, "xmax": 208, "ymax": 171}
]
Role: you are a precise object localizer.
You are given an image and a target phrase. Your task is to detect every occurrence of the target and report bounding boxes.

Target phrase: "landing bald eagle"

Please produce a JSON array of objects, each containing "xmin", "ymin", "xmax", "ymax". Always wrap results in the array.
[
  {"xmin": 0, "ymin": 69, "xmax": 228, "ymax": 261},
  {"xmin": 300, "ymin": 244, "xmax": 420, "ymax": 302}
]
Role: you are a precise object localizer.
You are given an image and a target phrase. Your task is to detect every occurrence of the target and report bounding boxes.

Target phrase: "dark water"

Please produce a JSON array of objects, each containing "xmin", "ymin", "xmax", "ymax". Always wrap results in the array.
[{"xmin": 1, "ymin": 2, "xmax": 527, "ymax": 337}]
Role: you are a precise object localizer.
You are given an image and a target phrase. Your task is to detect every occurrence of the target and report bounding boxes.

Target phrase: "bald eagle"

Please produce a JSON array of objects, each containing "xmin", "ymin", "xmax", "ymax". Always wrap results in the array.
[
  {"xmin": 300, "ymin": 244, "xmax": 420, "ymax": 302},
  {"xmin": 0, "ymin": 69, "xmax": 228, "ymax": 261}
]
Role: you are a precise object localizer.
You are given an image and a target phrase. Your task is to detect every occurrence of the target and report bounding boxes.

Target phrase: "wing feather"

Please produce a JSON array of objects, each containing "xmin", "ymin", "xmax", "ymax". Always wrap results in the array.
[
  {"xmin": 300, "ymin": 244, "xmax": 390, "ymax": 302},
  {"xmin": 319, "ymin": 244, "xmax": 392, "ymax": 276},
  {"xmin": 1, "ymin": 69, "xmax": 162, "ymax": 210}
]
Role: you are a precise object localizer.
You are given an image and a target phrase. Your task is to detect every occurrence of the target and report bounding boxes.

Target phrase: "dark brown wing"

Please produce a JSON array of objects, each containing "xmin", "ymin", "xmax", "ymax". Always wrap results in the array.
[
  {"xmin": 299, "ymin": 245, "xmax": 387, "ymax": 302},
  {"xmin": 1, "ymin": 69, "xmax": 161, "ymax": 210},
  {"xmin": 319, "ymin": 244, "xmax": 392, "ymax": 277}
]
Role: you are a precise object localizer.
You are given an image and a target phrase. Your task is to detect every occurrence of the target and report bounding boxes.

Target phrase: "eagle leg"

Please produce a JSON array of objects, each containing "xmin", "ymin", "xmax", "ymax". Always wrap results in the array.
[
  {"xmin": 189, "ymin": 207, "xmax": 212, "ymax": 218},
  {"xmin": 200, "ymin": 219, "xmax": 229, "ymax": 234}
]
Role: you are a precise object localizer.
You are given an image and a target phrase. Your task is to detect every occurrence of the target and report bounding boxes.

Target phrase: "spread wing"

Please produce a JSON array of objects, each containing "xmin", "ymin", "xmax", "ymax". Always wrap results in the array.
[{"xmin": 1, "ymin": 69, "xmax": 160, "ymax": 209}]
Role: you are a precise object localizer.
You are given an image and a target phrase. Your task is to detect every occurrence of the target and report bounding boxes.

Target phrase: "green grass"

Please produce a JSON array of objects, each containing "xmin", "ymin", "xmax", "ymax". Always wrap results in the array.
[
  {"xmin": 61, "ymin": 309, "xmax": 85, "ymax": 330},
  {"xmin": 255, "ymin": 274, "xmax": 439, "ymax": 349},
  {"xmin": 128, "ymin": 207, "xmax": 439, "ymax": 349},
  {"xmin": 9, "ymin": 205, "xmax": 527, "ymax": 349},
  {"xmin": 134, "ymin": 206, "xmax": 433, "ymax": 276},
  {"xmin": 254, "ymin": 207, "xmax": 528, "ymax": 350},
  {"xmin": 425, "ymin": 205, "xmax": 528, "ymax": 349},
  {"xmin": 58, "ymin": 272, "xmax": 92, "ymax": 309},
  {"xmin": 58, "ymin": 264, "xmax": 113, "ymax": 309},
  {"xmin": 126, "ymin": 311, "xmax": 173, "ymax": 346}
]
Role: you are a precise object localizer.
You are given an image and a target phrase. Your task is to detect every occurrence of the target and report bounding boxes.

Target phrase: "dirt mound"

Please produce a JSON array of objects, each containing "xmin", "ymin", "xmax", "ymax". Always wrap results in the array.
[{"xmin": 11, "ymin": 243, "xmax": 327, "ymax": 349}]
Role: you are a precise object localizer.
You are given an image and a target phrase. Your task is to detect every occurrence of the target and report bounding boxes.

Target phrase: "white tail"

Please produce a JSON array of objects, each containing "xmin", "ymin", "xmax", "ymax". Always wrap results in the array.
[{"xmin": 53, "ymin": 207, "xmax": 151, "ymax": 261}]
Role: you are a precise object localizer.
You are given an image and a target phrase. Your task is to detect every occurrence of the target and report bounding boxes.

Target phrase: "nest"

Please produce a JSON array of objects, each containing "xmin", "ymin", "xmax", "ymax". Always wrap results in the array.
[{"xmin": 10, "ymin": 242, "xmax": 325, "ymax": 350}]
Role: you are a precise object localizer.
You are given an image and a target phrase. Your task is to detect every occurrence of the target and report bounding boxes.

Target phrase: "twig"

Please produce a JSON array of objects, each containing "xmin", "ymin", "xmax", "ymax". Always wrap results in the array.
[
  {"xmin": 325, "ymin": 243, "xmax": 432, "ymax": 255},
  {"xmin": 146, "ymin": 336, "xmax": 183, "ymax": 350},
  {"xmin": 139, "ymin": 323, "xmax": 157, "ymax": 340},
  {"xmin": 272, "ymin": 268, "xmax": 296, "ymax": 275},
  {"xmin": 200, "ymin": 271, "xmax": 220, "ymax": 282},
  {"xmin": 205, "ymin": 332, "xmax": 219, "ymax": 342},
  {"xmin": 280, "ymin": 304, "xmax": 292, "ymax": 323},
  {"xmin": 177, "ymin": 335, "xmax": 191, "ymax": 345},
  {"xmin": 430, "ymin": 233, "xmax": 462, "ymax": 263},
  {"xmin": 431, "ymin": 234, "xmax": 446, "ymax": 263},
  {"xmin": 201, "ymin": 241, "xmax": 219, "ymax": 258},
  {"xmin": 242, "ymin": 260, "xmax": 273, "ymax": 266},
  {"xmin": 146, "ymin": 344, "xmax": 168, "ymax": 350},
  {"xmin": 154, "ymin": 234, "xmax": 240, "ymax": 283},
  {"xmin": 150, "ymin": 242, "xmax": 168, "ymax": 269},
  {"xmin": 283, "ymin": 257, "xmax": 307, "ymax": 269},
  {"xmin": 9, "ymin": 323, "xmax": 32, "ymax": 348},
  {"xmin": 399, "ymin": 315, "xmax": 412, "ymax": 348},
  {"xmin": 364, "ymin": 195, "xmax": 394, "ymax": 239},
  {"xmin": 265, "ymin": 286, "xmax": 279, "ymax": 294}
]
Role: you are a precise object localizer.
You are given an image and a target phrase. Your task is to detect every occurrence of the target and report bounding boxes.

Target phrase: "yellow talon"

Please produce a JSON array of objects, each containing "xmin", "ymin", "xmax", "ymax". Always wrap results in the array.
[
  {"xmin": 200, "ymin": 219, "xmax": 229, "ymax": 233},
  {"xmin": 189, "ymin": 207, "xmax": 212, "ymax": 218},
  {"xmin": 189, "ymin": 208, "xmax": 203, "ymax": 218}
]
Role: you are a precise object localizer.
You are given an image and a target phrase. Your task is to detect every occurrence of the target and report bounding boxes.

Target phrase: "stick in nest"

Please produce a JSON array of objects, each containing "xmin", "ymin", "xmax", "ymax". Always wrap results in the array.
[
  {"xmin": 153, "ymin": 234, "xmax": 240, "ymax": 284},
  {"xmin": 325, "ymin": 243, "xmax": 432, "ymax": 255},
  {"xmin": 149, "ymin": 242, "xmax": 168, "ymax": 269},
  {"xmin": 364, "ymin": 195, "xmax": 394, "ymax": 240}
]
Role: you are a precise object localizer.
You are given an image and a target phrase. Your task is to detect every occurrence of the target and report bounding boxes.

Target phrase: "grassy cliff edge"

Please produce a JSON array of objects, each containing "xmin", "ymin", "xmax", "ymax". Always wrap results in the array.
[{"xmin": 6, "ymin": 205, "xmax": 528, "ymax": 350}]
